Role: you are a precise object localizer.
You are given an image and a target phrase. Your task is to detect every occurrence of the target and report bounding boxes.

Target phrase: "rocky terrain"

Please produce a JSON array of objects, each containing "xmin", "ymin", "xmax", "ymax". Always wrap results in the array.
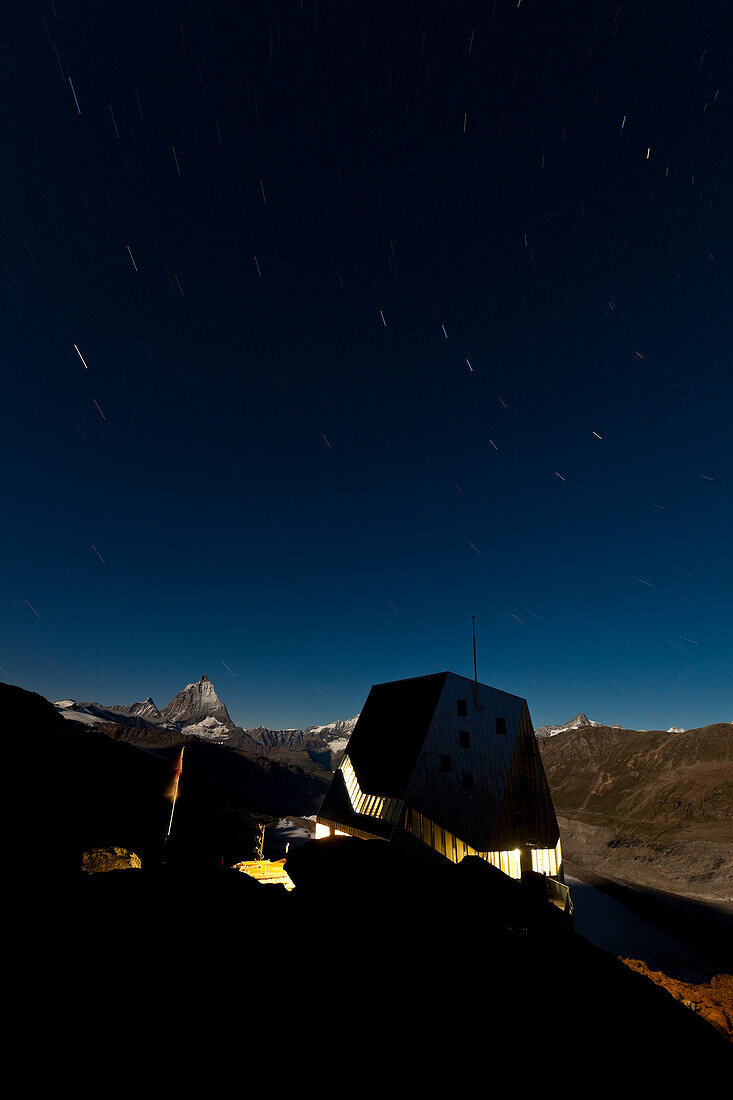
[
  {"xmin": 620, "ymin": 959, "xmax": 732, "ymax": 1039},
  {"xmin": 160, "ymin": 673, "xmax": 236, "ymax": 733},
  {"xmin": 539, "ymin": 722, "xmax": 733, "ymax": 903}
]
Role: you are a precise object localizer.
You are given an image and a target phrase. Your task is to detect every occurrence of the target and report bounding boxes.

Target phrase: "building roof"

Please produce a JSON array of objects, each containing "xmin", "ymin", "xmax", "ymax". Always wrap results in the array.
[{"xmin": 346, "ymin": 671, "xmax": 449, "ymax": 794}]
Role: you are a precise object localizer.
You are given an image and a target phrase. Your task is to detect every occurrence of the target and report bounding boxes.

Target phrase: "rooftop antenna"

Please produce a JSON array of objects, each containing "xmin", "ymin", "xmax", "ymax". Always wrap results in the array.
[{"xmin": 472, "ymin": 616, "xmax": 478, "ymax": 683}]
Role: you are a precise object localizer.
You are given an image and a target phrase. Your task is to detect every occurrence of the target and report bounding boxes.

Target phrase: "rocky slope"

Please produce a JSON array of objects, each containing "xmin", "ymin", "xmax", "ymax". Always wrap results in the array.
[
  {"xmin": 540, "ymin": 722, "xmax": 733, "ymax": 902},
  {"xmin": 107, "ymin": 696, "xmax": 162, "ymax": 721},
  {"xmin": 160, "ymin": 673, "xmax": 235, "ymax": 732},
  {"xmin": 238, "ymin": 715, "xmax": 359, "ymax": 752},
  {"xmin": 619, "ymin": 960, "xmax": 732, "ymax": 1040}
]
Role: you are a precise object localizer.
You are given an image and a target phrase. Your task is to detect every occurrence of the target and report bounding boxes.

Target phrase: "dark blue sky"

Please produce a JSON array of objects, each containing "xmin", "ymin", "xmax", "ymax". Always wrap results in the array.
[{"xmin": 3, "ymin": 1, "xmax": 731, "ymax": 731}]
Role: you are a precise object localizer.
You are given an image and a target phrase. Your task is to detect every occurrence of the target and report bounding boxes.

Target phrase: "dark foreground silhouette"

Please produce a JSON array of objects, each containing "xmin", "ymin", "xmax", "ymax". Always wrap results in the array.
[
  {"xmin": 25, "ymin": 837, "xmax": 729, "ymax": 1100},
  {"xmin": 9, "ymin": 682, "xmax": 730, "ymax": 1096}
]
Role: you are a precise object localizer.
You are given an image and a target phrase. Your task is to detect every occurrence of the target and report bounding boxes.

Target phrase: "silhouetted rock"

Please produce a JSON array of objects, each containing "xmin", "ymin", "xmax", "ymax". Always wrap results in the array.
[
  {"xmin": 33, "ymin": 834, "xmax": 730, "ymax": 1100},
  {"xmin": 81, "ymin": 847, "xmax": 142, "ymax": 874}
]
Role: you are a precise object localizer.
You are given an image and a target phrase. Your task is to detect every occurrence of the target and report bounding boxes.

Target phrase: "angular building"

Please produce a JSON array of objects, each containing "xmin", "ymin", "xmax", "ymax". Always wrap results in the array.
[{"xmin": 316, "ymin": 672, "xmax": 568, "ymax": 904}]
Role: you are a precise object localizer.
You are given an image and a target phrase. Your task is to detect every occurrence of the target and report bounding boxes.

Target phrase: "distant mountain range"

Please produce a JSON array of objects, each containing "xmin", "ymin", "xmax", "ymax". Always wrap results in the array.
[
  {"xmin": 54, "ymin": 674, "xmax": 359, "ymax": 766},
  {"xmin": 534, "ymin": 713, "xmax": 602, "ymax": 738},
  {"xmin": 55, "ymin": 677, "xmax": 710, "ymax": 751},
  {"xmin": 534, "ymin": 713, "xmax": 697, "ymax": 737}
]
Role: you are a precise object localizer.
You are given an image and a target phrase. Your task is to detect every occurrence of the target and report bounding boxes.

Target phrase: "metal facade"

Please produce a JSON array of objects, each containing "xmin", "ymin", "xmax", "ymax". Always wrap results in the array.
[{"xmin": 317, "ymin": 671, "xmax": 561, "ymax": 870}]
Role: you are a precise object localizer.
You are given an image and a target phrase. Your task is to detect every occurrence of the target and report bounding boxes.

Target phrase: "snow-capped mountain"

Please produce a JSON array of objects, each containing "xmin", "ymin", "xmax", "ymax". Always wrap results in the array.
[
  {"xmin": 161, "ymin": 674, "xmax": 235, "ymax": 732},
  {"xmin": 55, "ymin": 700, "xmax": 117, "ymax": 727},
  {"xmin": 108, "ymin": 697, "xmax": 162, "ymax": 721},
  {"xmin": 53, "ymin": 698, "xmax": 172, "ymax": 730},
  {"xmin": 54, "ymin": 675, "xmax": 359, "ymax": 755},
  {"xmin": 235, "ymin": 715, "xmax": 360, "ymax": 753},
  {"xmin": 534, "ymin": 713, "xmax": 692, "ymax": 737},
  {"xmin": 534, "ymin": 713, "xmax": 602, "ymax": 738},
  {"xmin": 54, "ymin": 674, "xmax": 234, "ymax": 740},
  {"xmin": 303, "ymin": 714, "xmax": 360, "ymax": 751}
]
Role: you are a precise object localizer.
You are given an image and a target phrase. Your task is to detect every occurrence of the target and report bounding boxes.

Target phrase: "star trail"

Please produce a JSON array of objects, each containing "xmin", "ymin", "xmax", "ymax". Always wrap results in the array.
[{"xmin": 2, "ymin": 1, "xmax": 731, "ymax": 731}]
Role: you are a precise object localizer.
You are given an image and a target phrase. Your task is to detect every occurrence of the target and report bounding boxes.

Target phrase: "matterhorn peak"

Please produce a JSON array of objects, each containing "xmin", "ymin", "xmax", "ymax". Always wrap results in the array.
[{"xmin": 161, "ymin": 674, "xmax": 234, "ymax": 730}]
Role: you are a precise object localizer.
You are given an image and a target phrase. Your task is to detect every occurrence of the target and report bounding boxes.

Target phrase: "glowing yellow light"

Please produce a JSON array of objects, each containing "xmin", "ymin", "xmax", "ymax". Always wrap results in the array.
[
  {"xmin": 530, "ymin": 840, "xmax": 562, "ymax": 878},
  {"xmin": 338, "ymin": 755, "xmax": 403, "ymax": 823},
  {"xmin": 233, "ymin": 858, "xmax": 295, "ymax": 891}
]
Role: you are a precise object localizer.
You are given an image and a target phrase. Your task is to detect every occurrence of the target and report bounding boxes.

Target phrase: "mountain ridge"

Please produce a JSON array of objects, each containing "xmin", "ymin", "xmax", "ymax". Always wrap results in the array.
[
  {"xmin": 53, "ymin": 679, "xmax": 726, "ymax": 750},
  {"xmin": 53, "ymin": 675, "xmax": 359, "ymax": 758},
  {"xmin": 539, "ymin": 722, "xmax": 733, "ymax": 903},
  {"xmin": 535, "ymin": 712, "xmax": 602, "ymax": 738}
]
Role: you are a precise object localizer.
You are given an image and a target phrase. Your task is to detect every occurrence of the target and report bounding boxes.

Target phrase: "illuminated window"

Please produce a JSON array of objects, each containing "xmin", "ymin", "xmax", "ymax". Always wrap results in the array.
[
  {"xmin": 456, "ymin": 699, "xmax": 468, "ymax": 716},
  {"xmin": 530, "ymin": 841, "xmax": 562, "ymax": 878},
  {"xmin": 338, "ymin": 754, "xmax": 403, "ymax": 823},
  {"xmin": 440, "ymin": 754, "xmax": 452, "ymax": 772},
  {"xmin": 486, "ymin": 848, "xmax": 522, "ymax": 880},
  {"xmin": 459, "ymin": 730, "xmax": 470, "ymax": 748}
]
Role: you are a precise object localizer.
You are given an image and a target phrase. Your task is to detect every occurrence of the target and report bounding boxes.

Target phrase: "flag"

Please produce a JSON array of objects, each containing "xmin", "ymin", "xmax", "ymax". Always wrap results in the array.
[
  {"xmin": 172, "ymin": 745, "xmax": 184, "ymax": 781},
  {"xmin": 166, "ymin": 745, "xmax": 185, "ymax": 839}
]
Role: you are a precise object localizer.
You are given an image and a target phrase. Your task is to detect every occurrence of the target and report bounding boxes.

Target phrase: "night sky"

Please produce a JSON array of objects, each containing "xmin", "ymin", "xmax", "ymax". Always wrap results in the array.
[{"xmin": 3, "ymin": 2, "xmax": 731, "ymax": 731}]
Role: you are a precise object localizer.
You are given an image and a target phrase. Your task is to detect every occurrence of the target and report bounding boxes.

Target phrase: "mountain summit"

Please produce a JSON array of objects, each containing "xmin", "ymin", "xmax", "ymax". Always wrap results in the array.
[
  {"xmin": 535, "ymin": 713, "xmax": 601, "ymax": 738},
  {"xmin": 108, "ymin": 696, "xmax": 162, "ymax": 721},
  {"xmin": 160, "ymin": 674, "xmax": 235, "ymax": 733}
]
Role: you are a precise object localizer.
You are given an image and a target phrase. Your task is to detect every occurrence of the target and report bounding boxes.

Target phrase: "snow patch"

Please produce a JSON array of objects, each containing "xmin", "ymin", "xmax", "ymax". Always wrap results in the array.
[{"xmin": 184, "ymin": 715, "xmax": 231, "ymax": 741}]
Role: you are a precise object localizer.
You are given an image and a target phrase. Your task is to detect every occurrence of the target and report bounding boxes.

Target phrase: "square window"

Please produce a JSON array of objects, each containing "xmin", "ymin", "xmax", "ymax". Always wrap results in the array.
[
  {"xmin": 440, "ymin": 754, "xmax": 452, "ymax": 773},
  {"xmin": 461, "ymin": 772, "xmax": 474, "ymax": 790},
  {"xmin": 456, "ymin": 699, "xmax": 468, "ymax": 716},
  {"xmin": 495, "ymin": 716, "xmax": 507, "ymax": 736},
  {"xmin": 459, "ymin": 730, "xmax": 470, "ymax": 748}
]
